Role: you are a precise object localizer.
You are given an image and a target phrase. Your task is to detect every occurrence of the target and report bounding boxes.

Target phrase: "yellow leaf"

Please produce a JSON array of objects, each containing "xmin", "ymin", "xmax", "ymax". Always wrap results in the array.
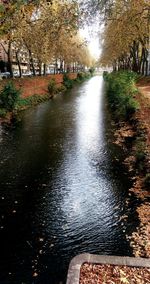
[{"xmin": 120, "ymin": 277, "xmax": 129, "ymax": 284}]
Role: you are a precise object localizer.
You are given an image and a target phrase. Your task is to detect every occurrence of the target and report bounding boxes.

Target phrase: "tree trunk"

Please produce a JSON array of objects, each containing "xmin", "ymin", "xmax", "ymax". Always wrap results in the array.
[
  {"xmin": 55, "ymin": 59, "xmax": 58, "ymax": 74},
  {"xmin": 75, "ymin": 62, "xmax": 77, "ymax": 72},
  {"xmin": 7, "ymin": 41, "xmax": 13, "ymax": 78},
  {"xmin": 141, "ymin": 60, "xmax": 145, "ymax": 75},
  {"xmin": 60, "ymin": 60, "xmax": 63, "ymax": 73},
  {"xmin": 43, "ymin": 63, "xmax": 46, "ymax": 76},
  {"xmin": 28, "ymin": 49, "xmax": 36, "ymax": 76},
  {"xmin": 64, "ymin": 62, "xmax": 66, "ymax": 73},
  {"xmin": 73, "ymin": 62, "xmax": 75, "ymax": 73},
  {"xmin": 16, "ymin": 50, "xmax": 22, "ymax": 78},
  {"xmin": 113, "ymin": 61, "xmax": 117, "ymax": 71},
  {"xmin": 130, "ymin": 41, "xmax": 140, "ymax": 73},
  {"xmin": 38, "ymin": 61, "xmax": 42, "ymax": 76},
  {"xmin": 145, "ymin": 59, "xmax": 148, "ymax": 76}
]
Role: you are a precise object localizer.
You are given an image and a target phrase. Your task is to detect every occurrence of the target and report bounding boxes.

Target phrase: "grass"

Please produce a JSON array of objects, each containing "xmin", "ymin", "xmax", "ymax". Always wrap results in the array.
[{"xmin": 16, "ymin": 94, "xmax": 50, "ymax": 109}]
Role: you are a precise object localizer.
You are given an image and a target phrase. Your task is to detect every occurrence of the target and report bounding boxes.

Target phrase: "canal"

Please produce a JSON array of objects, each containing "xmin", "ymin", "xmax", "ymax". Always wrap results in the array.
[{"xmin": 0, "ymin": 76, "xmax": 132, "ymax": 284}]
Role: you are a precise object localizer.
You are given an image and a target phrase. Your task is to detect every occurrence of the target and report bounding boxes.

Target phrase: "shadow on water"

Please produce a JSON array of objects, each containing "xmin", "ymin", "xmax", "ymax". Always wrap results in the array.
[{"xmin": 0, "ymin": 76, "xmax": 137, "ymax": 284}]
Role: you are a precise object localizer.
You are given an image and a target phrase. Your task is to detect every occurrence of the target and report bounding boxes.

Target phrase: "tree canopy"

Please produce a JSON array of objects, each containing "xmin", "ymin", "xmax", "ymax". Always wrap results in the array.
[
  {"xmin": 100, "ymin": 0, "xmax": 150, "ymax": 74},
  {"xmin": 0, "ymin": 0, "xmax": 95, "ymax": 77}
]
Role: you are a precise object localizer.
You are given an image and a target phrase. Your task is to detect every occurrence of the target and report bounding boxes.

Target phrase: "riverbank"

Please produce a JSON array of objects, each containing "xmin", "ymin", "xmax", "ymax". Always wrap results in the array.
[
  {"xmin": 0, "ymin": 71, "xmax": 92, "ymax": 123},
  {"xmin": 104, "ymin": 71, "xmax": 150, "ymax": 258},
  {"xmin": 127, "ymin": 77, "xmax": 150, "ymax": 258}
]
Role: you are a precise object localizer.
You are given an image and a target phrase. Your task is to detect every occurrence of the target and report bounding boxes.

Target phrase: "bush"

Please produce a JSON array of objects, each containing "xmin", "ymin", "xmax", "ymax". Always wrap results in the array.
[
  {"xmin": 77, "ymin": 72, "xmax": 90, "ymax": 80},
  {"xmin": 144, "ymin": 173, "xmax": 150, "ymax": 189},
  {"xmin": 16, "ymin": 94, "xmax": 49, "ymax": 109},
  {"xmin": 135, "ymin": 151, "xmax": 146, "ymax": 172},
  {"xmin": 63, "ymin": 73, "xmax": 73, "ymax": 89},
  {"xmin": 0, "ymin": 81, "xmax": 20, "ymax": 111},
  {"xmin": 48, "ymin": 78, "xmax": 57, "ymax": 96},
  {"xmin": 134, "ymin": 138, "xmax": 147, "ymax": 172},
  {"xmin": 89, "ymin": 67, "xmax": 95, "ymax": 75},
  {"xmin": 85, "ymin": 72, "xmax": 91, "ymax": 79},
  {"xmin": 103, "ymin": 71, "xmax": 109, "ymax": 79},
  {"xmin": 104, "ymin": 71, "xmax": 139, "ymax": 121},
  {"xmin": 56, "ymin": 84, "xmax": 67, "ymax": 93},
  {"xmin": 0, "ymin": 108, "xmax": 7, "ymax": 117},
  {"xmin": 77, "ymin": 72, "xmax": 85, "ymax": 80},
  {"xmin": 75, "ymin": 72, "xmax": 91, "ymax": 83}
]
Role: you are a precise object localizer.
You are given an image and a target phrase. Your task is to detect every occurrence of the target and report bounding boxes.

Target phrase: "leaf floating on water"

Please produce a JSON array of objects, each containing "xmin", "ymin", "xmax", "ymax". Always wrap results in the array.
[
  {"xmin": 33, "ymin": 272, "xmax": 38, "ymax": 277},
  {"xmin": 39, "ymin": 238, "xmax": 44, "ymax": 242},
  {"xmin": 114, "ymin": 205, "xmax": 119, "ymax": 210}
]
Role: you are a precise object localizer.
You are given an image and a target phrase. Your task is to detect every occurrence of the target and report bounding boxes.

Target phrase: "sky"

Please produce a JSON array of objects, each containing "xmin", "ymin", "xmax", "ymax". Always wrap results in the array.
[{"xmin": 80, "ymin": 24, "xmax": 102, "ymax": 60}]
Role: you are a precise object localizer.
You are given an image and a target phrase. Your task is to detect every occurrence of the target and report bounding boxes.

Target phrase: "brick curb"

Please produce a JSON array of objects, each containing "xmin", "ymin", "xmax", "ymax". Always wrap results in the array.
[{"xmin": 66, "ymin": 253, "xmax": 150, "ymax": 284}]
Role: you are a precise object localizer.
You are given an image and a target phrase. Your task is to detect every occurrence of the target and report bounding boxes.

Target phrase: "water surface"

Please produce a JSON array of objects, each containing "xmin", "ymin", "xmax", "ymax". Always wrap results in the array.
[{"xmin": 0, "ymin": 76, "xmax": 131, "ymax": 284}]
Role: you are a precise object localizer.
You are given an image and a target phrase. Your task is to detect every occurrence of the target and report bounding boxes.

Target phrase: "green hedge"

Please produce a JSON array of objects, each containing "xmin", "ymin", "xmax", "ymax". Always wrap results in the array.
[
  {"xmin": 103, "ymin": 71, "xmax": 139, "ymax": 121},
  {"xmin": 16, "ymin": 94, "xmax": 49, "ymax": 109},
  {"xmin": 76, "ymin": 72, "xmax": 91, "ymax": 82},
  {"xmin": 63, "ymin": 73, "xmax": 73, "ymax": 89},
  {"xmin": 63, "ymin": 72, "xmax": 91, "ymax": 88},
  {"xmin": 0, "ymin": 81, "xmax": 20, "ymax": 111},
  {"xmin": 48, "ymin": 78, "xmax": 57, "ymax": 96}
]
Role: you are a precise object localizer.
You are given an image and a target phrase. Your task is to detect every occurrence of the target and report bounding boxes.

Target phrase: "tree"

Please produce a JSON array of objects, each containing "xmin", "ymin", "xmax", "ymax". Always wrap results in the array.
[
  {"xmin": 0, "ymin": 0, "xmax": 36, "ymax": 76},
  {"xmin": 0, "ymin": 0, "xmax": 95, "ymax": 76},
  {"xmin": 100, "ymin": 0, "xmax": 150, "ymax": 74},
  {"xmin": 79, "ymin": 0, "xmax": 114, "ymax": 25}
]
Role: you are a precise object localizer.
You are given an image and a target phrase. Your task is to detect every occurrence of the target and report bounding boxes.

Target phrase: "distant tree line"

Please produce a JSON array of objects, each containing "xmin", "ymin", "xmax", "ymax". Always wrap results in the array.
[
  {"xmin": 99, "ymin": 0, "xmax": 150, "ymax": 75},
  {"xmin": 0, "ymin": 0, "xmax": 95, "ymax": 77}
]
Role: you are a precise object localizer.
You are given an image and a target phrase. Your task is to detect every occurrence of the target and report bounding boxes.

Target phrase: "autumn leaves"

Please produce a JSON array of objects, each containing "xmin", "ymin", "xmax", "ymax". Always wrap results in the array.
[{"xmin": 100, "ymin": 0, "xmax": 150, "ymax": 74}]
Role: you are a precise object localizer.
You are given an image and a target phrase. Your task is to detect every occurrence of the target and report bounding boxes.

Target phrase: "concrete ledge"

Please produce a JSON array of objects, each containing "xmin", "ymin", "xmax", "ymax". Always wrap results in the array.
[{"xmin": 66, "ymin": 253, "xmax": 150, "ymax": 284}]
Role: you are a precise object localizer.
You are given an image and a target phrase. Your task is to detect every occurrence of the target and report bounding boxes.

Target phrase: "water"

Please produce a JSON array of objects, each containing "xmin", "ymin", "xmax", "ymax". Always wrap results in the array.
[{"xmin": 0, "ymin": 76, "xmax": 132, "ymax": 284}]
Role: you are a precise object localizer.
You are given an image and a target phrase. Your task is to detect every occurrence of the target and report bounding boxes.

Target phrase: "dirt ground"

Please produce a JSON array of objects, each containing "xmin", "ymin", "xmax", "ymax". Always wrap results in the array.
[
  {"xmin": 126, "ymin": 77, "xmax": 150, "ymax": 258},
  {"xmin": 136, "ymin": 77, "xmax": 150, "ymax": 146}
]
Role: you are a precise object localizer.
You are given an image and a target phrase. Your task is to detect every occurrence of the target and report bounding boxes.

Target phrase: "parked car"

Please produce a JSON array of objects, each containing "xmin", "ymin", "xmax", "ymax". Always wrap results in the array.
[
  {"xmin": 0, "ymin": 72, "xmax": 11, "ymax": 79},
  {"xmin": 22, "ymin": 71, "xmax": 32, "ymax": 77},
  {"xmin": 46, "ymin": 69, "xmax": 54, "ymax": 74},
  {"xmin": 13, "ymin": 71, "xmax": 20, "ymax": 77}
]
